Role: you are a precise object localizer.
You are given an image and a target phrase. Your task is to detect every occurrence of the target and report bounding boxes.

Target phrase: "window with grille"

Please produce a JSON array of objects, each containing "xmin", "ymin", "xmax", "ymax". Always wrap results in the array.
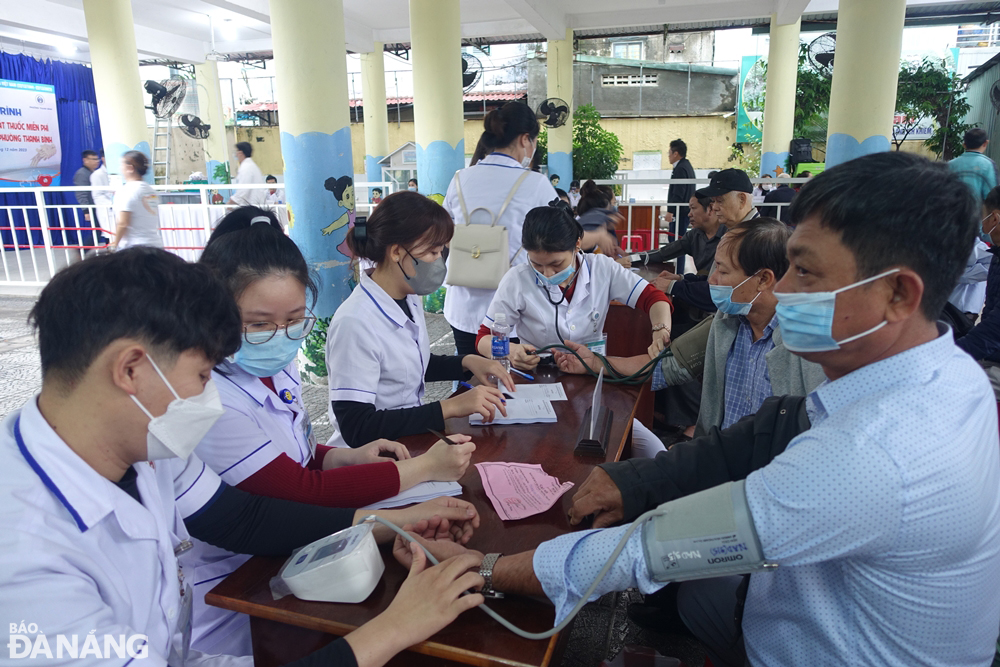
[
  {"xmin": 601, "ymin": 74, "xmax": 658, "ymax": 87},
  {"xmin": 612, "ymin": 42, "xmax": 644, "ymax": 60}
]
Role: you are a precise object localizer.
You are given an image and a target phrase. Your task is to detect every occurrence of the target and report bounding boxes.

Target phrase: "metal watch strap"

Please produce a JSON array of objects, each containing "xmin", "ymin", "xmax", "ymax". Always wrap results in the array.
[{"xmin": 479, "ymin": 553, "xmax": 504, "ymax": 599}]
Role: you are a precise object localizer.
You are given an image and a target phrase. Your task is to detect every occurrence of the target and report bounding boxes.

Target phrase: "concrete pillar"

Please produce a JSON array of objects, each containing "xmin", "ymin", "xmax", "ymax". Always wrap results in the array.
[
  {"xmin": 361, "ymin": 44, "xmax": 390, "ymax": 192},
  {"xmin": 546, "ymin": 29, "xmax": 574, "ymax": 183},
  {"xmin": 269, "ymin": 0, "xmax": 355, "ymax": 321},
  {"xmin": 825, "ymin": 0, "xmax": 906, "ymax": 168},
  {"xmin": 195, "ymin": 60, "xmax": 230, "ymax": 184},
  {"xmin": 760, "ymin": 15, "xmax": 800, "ymax": 177},
  {"xmin": 82, "ymin": 0, "xmax": 150, "ymax": 181},
  {"xmin": 410, "ymin": 0, "xmax": 464, "ymax": 201}
]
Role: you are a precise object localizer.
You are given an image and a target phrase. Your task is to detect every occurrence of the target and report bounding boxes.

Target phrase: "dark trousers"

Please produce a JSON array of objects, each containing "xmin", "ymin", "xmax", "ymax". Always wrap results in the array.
[
  {"xmin": 676, "ymin": 576, "xmax": 749, "ymax": 667},
  {"xmin": 674, "ymin": 211, "xmax": 689, "ymax": 274},
  {"xmin": 452, "ymin": 327, "xmax": 479, "ymax": 356}
]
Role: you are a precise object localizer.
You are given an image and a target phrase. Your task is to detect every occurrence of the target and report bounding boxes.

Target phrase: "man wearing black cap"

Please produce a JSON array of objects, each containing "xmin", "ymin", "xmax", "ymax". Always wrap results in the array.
[
  {"xmin": 652, "ymin": 169, "xmax": 759, "ymax": 313},
  {"xmin": 697, "ymin": 168, "xmax": 760, "ymax": 226}
]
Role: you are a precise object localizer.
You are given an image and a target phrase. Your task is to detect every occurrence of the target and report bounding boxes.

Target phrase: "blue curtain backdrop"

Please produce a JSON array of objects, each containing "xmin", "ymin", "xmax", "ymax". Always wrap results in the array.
[{"xmin": 0, "ymin": 52, "xmax": 103, "ymax": 249}]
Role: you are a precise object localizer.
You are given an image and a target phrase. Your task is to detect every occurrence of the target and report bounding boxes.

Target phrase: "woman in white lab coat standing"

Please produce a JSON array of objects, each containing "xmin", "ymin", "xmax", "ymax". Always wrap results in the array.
[
  {"xmin": 189, "ymin": 206, "xmax": 476, "ymax": 656},
  {"xmin": 475, "ymin": 202, "xmax": 674, "ymax": 457},
  {"xmin": 325, "ymin": 192, "xmax": 515, "ymax": 449},
  {"xmin": 443, "ymin": 102, "xmax": 617, "ymax": 356}
]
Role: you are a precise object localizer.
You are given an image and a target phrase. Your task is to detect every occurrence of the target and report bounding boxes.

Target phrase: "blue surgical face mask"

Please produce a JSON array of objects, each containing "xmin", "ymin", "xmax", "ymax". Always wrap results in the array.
[
  {"xmin": 709, "ymin": 270, "xmax": 760, "ymax": 316},
  {"xmin": 774, "ymin": 268, "xmax": 900, "ymax": 353},
  {"xmin": 232, "ymin": 328, "xmax": 305, "ymax": 378},
  {"xmin": 533, "ymin": 257, "xmax": 576, "ymax": 286}
]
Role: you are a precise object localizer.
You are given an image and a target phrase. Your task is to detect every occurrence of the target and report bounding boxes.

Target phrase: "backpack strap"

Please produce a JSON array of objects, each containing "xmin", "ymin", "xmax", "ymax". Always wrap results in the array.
[
  {"xmin": 493, "ymin": 170, "xmax": 531, "ymax": 227},
  {"xmin": 453, "ymin": 169, "xmax": 472, "ymax": 226}
]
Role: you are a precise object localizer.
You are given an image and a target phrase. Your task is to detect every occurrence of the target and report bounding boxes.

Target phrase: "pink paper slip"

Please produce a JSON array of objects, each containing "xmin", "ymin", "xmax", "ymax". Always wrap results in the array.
[{"xmin": 475, "ymin": 461, "xmax": 575, "ymax": 521}]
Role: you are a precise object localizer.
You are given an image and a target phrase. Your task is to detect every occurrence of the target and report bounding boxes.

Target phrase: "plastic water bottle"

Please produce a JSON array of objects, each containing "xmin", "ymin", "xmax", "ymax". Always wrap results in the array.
[{"xmin": 491, "ymin": 313, "xmax": 511, "ymax": 372}]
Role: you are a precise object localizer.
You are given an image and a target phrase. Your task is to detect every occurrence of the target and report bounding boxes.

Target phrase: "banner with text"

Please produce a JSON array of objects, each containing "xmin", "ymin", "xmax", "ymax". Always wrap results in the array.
[{"xmin": 0, "ymin": 79, "xmax": 61, "ymax": 187}]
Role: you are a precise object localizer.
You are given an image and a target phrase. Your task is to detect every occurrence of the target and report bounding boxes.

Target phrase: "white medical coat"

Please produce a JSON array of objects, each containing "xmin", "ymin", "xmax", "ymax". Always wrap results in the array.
[
  {"xmin": 325, "ymin": 271, "xmax": 429, "ymax": 447},
  {"xmin": 184, "ymin": 361, "xmax": 318, "ymax": 655},
  {"xmin": 0, "ymin": 398, "xmax": 248, "ymax": 666},
  {"xmin": 483, "ymin": 253, "xmax": 649, "ymax": 348},
  {"xmin": 442, "ymin": 153, "xmax": 558, "ymax": 333}
]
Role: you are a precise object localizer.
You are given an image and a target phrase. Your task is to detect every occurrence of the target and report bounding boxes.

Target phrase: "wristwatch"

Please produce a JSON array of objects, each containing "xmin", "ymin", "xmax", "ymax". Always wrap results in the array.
[{"xmin": 479, "ymin": 553, "xmax": 504, "ymax": 599}]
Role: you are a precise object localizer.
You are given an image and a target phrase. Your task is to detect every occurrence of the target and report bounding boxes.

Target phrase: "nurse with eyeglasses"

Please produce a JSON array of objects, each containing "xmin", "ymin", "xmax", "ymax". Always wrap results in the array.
[{"xmin": 186, "ymin": 208, "xmax": 476, "ymax": 657}]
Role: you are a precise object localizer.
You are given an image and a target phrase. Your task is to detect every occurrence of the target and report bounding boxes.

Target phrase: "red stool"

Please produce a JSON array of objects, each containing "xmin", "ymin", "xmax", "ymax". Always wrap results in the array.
[
  {"xmin": 635, "ymin": 229, "xmax": 653, "ymax": 251},
  {"xmin": 621, "ymin": 235, "xmax": 645, "ymax": 252}
]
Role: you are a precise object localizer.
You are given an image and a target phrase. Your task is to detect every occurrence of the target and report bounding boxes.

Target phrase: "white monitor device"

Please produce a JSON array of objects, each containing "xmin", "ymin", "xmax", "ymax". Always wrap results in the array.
[{"xmin": 278, "ymin": 522, "xmax": 384, "ymax": 603}]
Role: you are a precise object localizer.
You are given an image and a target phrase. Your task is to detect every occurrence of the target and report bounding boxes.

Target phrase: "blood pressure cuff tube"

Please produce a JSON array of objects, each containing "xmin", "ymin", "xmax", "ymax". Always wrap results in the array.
[
  {"xmin": 667, "ymin": 314, "xmax": 713, "ymax": 379},
  {"xmin": 642, "ymin": 480, "xmax": 773, "ymax": 582}
]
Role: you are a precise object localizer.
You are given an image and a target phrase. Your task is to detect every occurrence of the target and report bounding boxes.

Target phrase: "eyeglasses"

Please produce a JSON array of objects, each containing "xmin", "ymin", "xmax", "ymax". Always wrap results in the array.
[{"xmin": 242, "ymin": 314, "xmax": 317, "ymax": 344}]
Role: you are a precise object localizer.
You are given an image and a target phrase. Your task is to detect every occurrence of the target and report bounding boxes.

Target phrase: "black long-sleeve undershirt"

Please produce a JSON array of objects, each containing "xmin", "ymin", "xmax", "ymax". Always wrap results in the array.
[{"xmin": 333, "ymin": 353, "xmax": 468, "ymax": 447}]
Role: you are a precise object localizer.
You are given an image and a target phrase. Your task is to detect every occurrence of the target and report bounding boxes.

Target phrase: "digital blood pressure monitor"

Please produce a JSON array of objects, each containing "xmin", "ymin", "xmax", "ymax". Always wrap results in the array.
[{"xmin": 277, "ymin": 522, "xmax": 384, "ymax": 603}]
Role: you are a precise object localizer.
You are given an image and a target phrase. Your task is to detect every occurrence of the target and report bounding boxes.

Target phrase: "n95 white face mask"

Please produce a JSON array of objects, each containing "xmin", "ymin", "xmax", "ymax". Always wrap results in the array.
[{"xmin": 130, "ymin": 356, "xmax": 225, "ymax": 461}]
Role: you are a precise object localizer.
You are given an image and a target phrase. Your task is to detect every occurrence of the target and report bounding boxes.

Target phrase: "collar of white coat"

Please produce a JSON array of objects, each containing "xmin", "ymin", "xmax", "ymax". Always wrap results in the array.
[
  {"xmin": 359, "ymin": 270, "xmax": 420, "ymax": 329},
  {"xmin": 533, "ymin": 252, "xmax": 592, "ymax": 303},
  {"xmin": 11, "ymin": 397, "xmax": 130, "ymax": 533},
  {"xmin": 214, "ymin": 359, "xmax": 300, "ymax": 409},
  {"xmin": 478, "ymin": 153, "xmax": 529, "ymax": 170}
]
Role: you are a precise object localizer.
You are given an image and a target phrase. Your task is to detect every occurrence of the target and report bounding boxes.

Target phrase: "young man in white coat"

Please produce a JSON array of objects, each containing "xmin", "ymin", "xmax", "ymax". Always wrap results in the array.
[{"xmin": 0, "ymin": 247, "xmax": 486, "ymax": 667}]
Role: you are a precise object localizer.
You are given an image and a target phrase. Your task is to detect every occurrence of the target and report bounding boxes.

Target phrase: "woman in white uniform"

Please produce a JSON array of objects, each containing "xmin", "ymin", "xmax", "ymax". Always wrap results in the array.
[
  {"xmin": 190, "ymin": 207, "xmax": 476, "ymax": 655},
  {"xmin": 110, "ymin": 151, "xmax": 163, "ymax": 250},
  {"xmin": 326, "ymin": 192, "xmax": 514, "ymax": 448},
  {"xmin": 443, "ymin": 102, "xmax": 617, "ymax": 355},
  {"xmin": 475, "ymin": 202, "xmax": 674, "ymax": 457}
]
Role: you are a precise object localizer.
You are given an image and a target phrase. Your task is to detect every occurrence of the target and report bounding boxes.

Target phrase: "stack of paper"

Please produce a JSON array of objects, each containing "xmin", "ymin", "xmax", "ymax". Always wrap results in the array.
[
  {"xmin": 361, "ymin": 480, "xmax": 463, "ymax": 510},
  {"xmin": 469, "ymin": 397, "xmax": 557, "ymax": 425}
]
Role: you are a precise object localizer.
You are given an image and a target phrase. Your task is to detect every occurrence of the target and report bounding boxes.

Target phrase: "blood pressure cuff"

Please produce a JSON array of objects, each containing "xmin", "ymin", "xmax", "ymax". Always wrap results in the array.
[
  {"xmin": 641, "ymin": 480, "xmax": 772, "ymax": 582},
  {"xmin": 667, "ymin": 314, "xmax": 713, "ymax": 379}
]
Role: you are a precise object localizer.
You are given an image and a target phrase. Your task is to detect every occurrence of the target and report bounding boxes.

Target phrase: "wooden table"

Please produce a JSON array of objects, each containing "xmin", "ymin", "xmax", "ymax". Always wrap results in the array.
[{"xmin": 206, "ymin": 370, "xmax": 643, "ymax": 667}]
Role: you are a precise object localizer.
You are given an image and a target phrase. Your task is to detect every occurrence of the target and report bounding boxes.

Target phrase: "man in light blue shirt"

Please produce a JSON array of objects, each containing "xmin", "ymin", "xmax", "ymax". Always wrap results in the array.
[{"xmin": 397, "ymin": 152, "xmax": 1000, "ymax": 667}]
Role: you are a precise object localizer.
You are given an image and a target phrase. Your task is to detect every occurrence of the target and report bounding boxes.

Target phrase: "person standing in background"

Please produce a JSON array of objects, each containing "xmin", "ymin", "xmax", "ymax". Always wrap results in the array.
[
  {"xmin": 110, "ymin": 151, "xmax": 163, "ymax": 251},
  {"xmin": 408, "ymin": 178, "xmax": 418, "ymax": 193},
  {"xmin": 568, "ymin": 179, "xmax": 581, "ymax": 210},
  {"xmin": 228, "ymin": 141, "xmax": 266, "ymax": 207},
  {"xmin": 89, "ymin": 150, "xmax": 111, "ymax": 246},
  {"xmin": 74, "ymin": 150, "xmax": 100, "ymax": 248},
  {"xmin": 949, "ymin": 128, "xmax": 998, "ymax": 234},
  {"xmin": 665, "ymin": 139, "xmax": 695, "ymax": 273}
]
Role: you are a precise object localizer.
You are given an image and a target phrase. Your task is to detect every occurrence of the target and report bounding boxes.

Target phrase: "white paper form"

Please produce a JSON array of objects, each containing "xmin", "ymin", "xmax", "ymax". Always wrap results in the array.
[
  {"xmin": 361, "ymin": 480, "xmax": 462, "ymax": 510},
  {"xmin": 469, "ymin": 397, "xmax": 557, "ymax": 425},
  {"xmin": 502, "ymin": 382, "xmax": 568, "ymax": 401}
]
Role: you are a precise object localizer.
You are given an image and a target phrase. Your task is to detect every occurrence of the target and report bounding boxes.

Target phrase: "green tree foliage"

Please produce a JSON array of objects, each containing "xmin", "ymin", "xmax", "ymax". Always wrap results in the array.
[
  {"xmin": 539, "ymin": 104, "xmax": 624, "ymax": 179},
  {"xmin": 894, "ymin": 58, "xmax": 972, "ymax": 160},
  {"xmin": 573, "ymin": 104, "xmax": 624, "ymax": 179},
  {"xmin": 793, "ymin": 43, "xmax": 833, "ymax": 142}
]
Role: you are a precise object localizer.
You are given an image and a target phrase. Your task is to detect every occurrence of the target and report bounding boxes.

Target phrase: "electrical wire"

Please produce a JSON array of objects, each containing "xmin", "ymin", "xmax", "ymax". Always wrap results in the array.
[
  {"xmin": 534, "ymin": 342, "xmax": 672, "ymax": 385},
  {"xmin": 363, "ymin": 507, "xmax": 667, "ymax": 641}
]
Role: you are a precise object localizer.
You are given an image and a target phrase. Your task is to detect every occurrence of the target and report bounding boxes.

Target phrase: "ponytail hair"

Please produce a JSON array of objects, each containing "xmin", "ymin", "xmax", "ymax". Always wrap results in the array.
[
  {"xmin": 122, "ymin": 150, "xmax": 149, "ymax": 177},
  {"xmin": 347, "ymin": 191, "xmax": 453, "ymax": 264},
  {"xmin": 576, "ymin": 179, "xmax": 610, "ymax": 216},
  {"xmin": 199, "ymin": 206, "xmax": 317, "ymax": 306},
  {"xmin": 522, "ymin": 201, "xmax": 584, "ymax": 253},
  {"xmin": 479, "ymin": 101, "xmax": 540, "ymax": 151}
]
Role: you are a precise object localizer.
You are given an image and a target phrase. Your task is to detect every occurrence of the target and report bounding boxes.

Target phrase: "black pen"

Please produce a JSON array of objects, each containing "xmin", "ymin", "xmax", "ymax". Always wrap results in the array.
[{"xmin": 428, "ymin": 428, "xmax": 459, "ymax": 445}]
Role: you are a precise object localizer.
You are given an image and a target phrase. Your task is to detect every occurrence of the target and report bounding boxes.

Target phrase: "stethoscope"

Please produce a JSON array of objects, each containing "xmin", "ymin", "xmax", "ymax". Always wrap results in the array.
[{"xmin": 537, "ymin": 253, "xmax": 599, "ymax": 343}]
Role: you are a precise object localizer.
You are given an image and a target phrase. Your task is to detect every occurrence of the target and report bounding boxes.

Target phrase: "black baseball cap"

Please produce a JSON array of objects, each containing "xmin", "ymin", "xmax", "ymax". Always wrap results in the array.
[{"xmin": 695, "ymin": 168, "xmax": 753, "ymax": 198}]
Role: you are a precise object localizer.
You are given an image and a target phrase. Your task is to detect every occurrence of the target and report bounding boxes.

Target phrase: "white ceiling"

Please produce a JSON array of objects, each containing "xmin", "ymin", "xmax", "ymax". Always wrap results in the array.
[{"xmin": 0, "ymin": 0, "xmax": 981, "ymax": 63}]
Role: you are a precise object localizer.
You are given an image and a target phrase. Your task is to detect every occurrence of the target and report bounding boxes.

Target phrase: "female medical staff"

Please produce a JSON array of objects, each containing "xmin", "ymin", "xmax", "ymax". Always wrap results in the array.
[
  {"xmin": 325, "ymin": 191, "xmax": 514, "ymax": 448},
  {"xmin": 474, "ymin": 202, "xmax": 674, "ymax": 457},
  {"xmin": 442, "ymin": 102, "xmax": 617, "ymax": 355},
  {"xmin": 189, "ymin": 207, "xmax": 475, "ymax": 655}
]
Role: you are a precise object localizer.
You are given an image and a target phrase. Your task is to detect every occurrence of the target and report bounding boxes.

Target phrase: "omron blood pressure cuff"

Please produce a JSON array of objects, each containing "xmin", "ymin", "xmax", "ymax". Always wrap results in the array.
[{"xmin": 642, "ymin": 480, "xmax": 775, "ymax": 582}]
